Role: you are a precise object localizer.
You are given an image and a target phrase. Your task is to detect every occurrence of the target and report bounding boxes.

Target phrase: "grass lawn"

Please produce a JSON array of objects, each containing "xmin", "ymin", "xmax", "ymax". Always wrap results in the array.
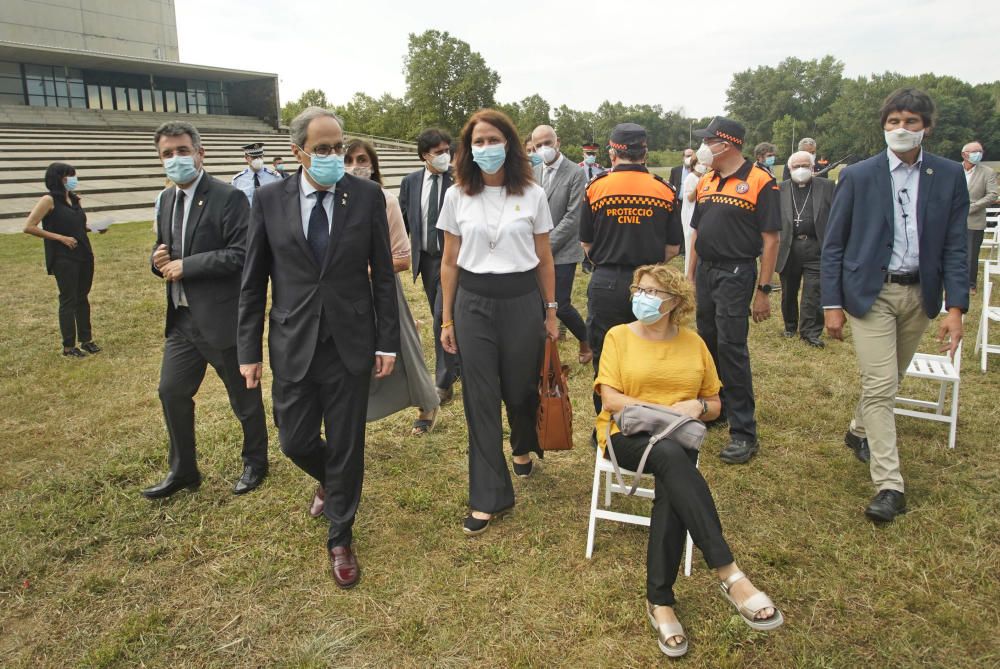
[{"xmin": 1, "ymin": 222, "xmax": 998, "ymax": 668}]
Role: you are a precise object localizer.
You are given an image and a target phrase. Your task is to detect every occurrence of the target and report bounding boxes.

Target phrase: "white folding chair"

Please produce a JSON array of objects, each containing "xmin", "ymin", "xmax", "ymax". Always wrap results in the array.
[
  {"xmin": 585, "ymin": 444, "xmax": 695, "ymax": 577},
  {"xmin": 894, "ymin": 316, "xmax": 963, "ymax": 449},
  {"xmin": 981, "ymin": 209, "xmax": 1000, "ymax": 267},
  {"xmin": 975, "ymin": 260, "xmax": 1000, "ymax": 372}
]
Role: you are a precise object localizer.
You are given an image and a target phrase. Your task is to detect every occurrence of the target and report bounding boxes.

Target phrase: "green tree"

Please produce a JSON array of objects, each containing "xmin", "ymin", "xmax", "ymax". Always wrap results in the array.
[
  {"xmin": 404, "ymin": 30, "xmax": 500, "ymax": 134},
  {"xmin": 500, "ymin": 94, "xmax": 552, "ymax": 138},
  {"xmin": 770, "ymin": 114, "xmax": 806, "ymax": 157},
  {"xmin": 335, "ymin": 92, "xmax": 415, "ymax": 140},
  {"xmin": 280, "ymin": 88, "xmax": 330, "ymax": 127}
]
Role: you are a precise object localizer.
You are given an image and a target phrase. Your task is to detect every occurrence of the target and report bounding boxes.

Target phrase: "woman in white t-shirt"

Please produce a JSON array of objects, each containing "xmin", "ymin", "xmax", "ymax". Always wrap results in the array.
[
  {"xmin": 437, "ymin": 108, "xmax": 559, "ymax": 536},
  {"xmin": 681, "ymin": 158, "xmax": 707, "ymax": 276}
]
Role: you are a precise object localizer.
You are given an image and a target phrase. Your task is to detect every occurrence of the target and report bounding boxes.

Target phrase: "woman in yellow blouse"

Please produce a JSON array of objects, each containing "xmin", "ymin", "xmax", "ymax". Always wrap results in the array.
[{"xmin": 596, "ymin": 264, "xmax": 783, "ymax": 658}]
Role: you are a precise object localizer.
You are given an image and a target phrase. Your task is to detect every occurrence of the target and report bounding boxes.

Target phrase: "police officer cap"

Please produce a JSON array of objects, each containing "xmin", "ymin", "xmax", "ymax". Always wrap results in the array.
[
  {"xmin": 693, "ymin": 117, "xmax": 745, "ymax": 147},
  {"xmin": 609, "ymin": 123, "xmax": 647, "ymax": 151},
  {"xmin": 582, "ymin": 142, "xmax": 600, "ymax": 152},
  {"xmin": 242, "ymin": 142, "xmax": 265, "ymax": 157}
]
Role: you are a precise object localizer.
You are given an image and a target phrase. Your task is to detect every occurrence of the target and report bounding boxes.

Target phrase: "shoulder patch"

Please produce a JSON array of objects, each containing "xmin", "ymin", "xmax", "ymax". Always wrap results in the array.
[{"xmin": 651, "ymin": 173, "xmax": 677, "ymax": 194}]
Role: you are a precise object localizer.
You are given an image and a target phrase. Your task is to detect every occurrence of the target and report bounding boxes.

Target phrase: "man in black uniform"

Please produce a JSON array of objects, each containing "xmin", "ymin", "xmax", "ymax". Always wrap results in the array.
[
  {"xmin": 580, "ymin": 123, "xmax": 683, "ymax": 417},
  {"xmin": 687, "ymin": 117, "xmax": 780, "ymax": 464}
]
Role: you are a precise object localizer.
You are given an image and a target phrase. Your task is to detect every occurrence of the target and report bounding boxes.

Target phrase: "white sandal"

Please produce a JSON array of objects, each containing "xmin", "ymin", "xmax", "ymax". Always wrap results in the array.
[
  {"xmin": 719, "ymin": 571, "xmax": 784, "ymax": 631},
  {"xmin": 646, "ymin": 601, "xmax": 688, "ymax": 658}
]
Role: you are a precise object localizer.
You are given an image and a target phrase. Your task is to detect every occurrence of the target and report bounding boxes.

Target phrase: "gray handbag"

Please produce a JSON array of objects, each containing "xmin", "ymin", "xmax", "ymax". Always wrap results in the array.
[{"xmin": 605, "ymin": 403, "xmax": 707, "ymax": 496}]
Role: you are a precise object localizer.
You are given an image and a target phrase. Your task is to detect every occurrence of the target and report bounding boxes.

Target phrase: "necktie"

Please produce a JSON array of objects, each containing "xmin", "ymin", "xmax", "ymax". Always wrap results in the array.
[
  {"xmin": 170, "ymin": 190, "xmax": 185, "ymax": 259},
  {"xmin": 253, "ymin": 172, "xmax": 260, "ymax": 188},
  {"xmin": 307, "ymin": 190, "xmax": 329, "ymax": 265},
  {"xmin": 426, "ymin": 174, "xmax": 440, "ymax": 255}
]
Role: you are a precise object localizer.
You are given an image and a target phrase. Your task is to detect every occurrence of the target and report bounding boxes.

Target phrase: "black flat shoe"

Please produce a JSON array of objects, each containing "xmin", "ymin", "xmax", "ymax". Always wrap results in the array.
[
  {"xmin": 719, "ymin": 439, "xmax": 759, "ymax": 464},
  {"xmin": 80, "ymin": 341, "xmax": 102, "ymax": 354},
  {"xmin": 802, "ymin": 336, "xmax": 825, "ymax": 348},
  {"xmin": 865, "ymin": 489, "xmax": 906, "ymax": 523},
  {"xmin": 512, "ymin": 459, "xmax": 533, "ymax": 478},
  {"xmin": 233, "ymin": 465, "xmax": 267, "ymax": 495},
  {"xmin": 462, "ymin": 507, "xmax": 512, "ymax": 537},
  {"xmin": 141, "ymin": 473, "xmax": 201, "ymax": 499},
  {"xmin": 844, "ymin": 431, "xmax": 870, "ymax": 463},
  {"xmin": 63, "ymin": 347, "xmax": 86, "ymax": 358}
]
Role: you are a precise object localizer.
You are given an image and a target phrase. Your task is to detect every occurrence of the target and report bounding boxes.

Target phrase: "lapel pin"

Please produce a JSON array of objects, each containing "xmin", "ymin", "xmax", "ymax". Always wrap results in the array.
[
  {"xmin": 197, "ymin": 200, "xmax": 204, "ymax": 206},
  {"xmin": 926, "ymin": 168, "xmax": 933, "ymax": 175},
  {"xmin": 341, "ymin": 192, "xmax": 348, "ymax": 206}
]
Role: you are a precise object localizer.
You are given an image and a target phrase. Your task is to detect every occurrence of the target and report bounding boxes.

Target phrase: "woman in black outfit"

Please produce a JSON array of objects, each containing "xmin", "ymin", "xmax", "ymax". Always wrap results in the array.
[{"xmin": 23, "ymin": 163, "xmax": 104, "ymax": 358}]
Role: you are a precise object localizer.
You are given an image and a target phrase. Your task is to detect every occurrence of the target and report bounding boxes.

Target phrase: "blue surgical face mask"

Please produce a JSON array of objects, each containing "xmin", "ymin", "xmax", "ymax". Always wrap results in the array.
[
  {"xmin": 306, "ymin": 153, "xmax": 345, "ymax": 186},
  {"xmin": 471, "ymin": 143, "xmax": 507, "ymax": 174},
  {"xmin": 967, "ymin": 151, "xmax": 983, "ymax": 165},
  {"xmin": 64, "ymin": 176, "xmax": 79, "ymax": 191},
  {"xmin": 529, "ymin": 152, "xmax": 543, "ymax": 167},
  {"xmin": 764, "ymin": 155, "xmax": 776, "ymax": 167},
  {"xmin": 583, "ymin": 154, "xmax": 597, "ymax": 165},
  {"xmin": 631, "ymin": 292, "xmax": 666, "ymax": 325},
  {"xmin": 163, "ymin": 155, "xmax": 198, "ymax": 184}
]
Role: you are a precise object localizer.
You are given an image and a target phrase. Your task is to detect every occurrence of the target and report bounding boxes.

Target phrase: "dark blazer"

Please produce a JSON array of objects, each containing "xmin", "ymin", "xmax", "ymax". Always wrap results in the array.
[
  {"xmin": 151, "ymin": 172, "xmax": 249, "ymax": 351},
  {"xmin": 237, "ymin": 170, "xmax": 399, "ymax": 381},
  {"xmin": 776, "ymin": 177, "xmax": 835, "ymax": 273},
  {"xmin": 398, "ymin": 167, "xmax": 452, "ymax": 282},
  {"xmin": 669, "ymin": 164, "xmax": 687, "ymax": 192},
  {"xmin": 821, "ymin": 150, "xmax": 970, "ymax": 319}
]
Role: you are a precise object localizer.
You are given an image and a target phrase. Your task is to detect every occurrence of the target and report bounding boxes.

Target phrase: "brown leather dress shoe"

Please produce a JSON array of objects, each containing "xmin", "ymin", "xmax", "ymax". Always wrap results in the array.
[
  {"xmin": 329, "ymin": 545, "xmax": 360, "ymax": 588},
  {"xmin": 309, "ymin": 484, "xmax": 325, "ymax": 518}
]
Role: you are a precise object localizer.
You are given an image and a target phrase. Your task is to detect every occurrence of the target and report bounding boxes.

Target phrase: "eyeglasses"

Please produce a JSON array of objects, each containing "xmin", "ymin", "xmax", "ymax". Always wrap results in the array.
[
  {"xmin": 630, "ymin": 285, "xmax": 672, "ymax": 299},
  {"xmin": 302, "ymin": 143, "xmax": 345, "ymax": 157}
]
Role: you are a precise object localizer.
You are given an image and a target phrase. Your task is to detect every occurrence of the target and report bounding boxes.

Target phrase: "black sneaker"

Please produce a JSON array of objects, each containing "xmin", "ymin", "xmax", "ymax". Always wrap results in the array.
[
  {"xmin": 719, "ymin": 439, "xmax": 759, "ymax": 464},
  {"xmin": 80, "ymin": 341, "xmax": 102, "ymax": 354},
  {"xmin": 63, "ymin": 347, "xmax": 86, "ymax": 358},
  {"xmin": 512, "ymin": 459, "xmax": 533, "ymax": 478},
  {"xmin": 864, "ymin": 489, "xmax": 906, "ymax": 523}
]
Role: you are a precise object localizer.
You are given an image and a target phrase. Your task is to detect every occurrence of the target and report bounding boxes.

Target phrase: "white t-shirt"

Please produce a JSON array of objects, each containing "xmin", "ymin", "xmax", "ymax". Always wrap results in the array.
[{"xmin": 437, "ymin": 183, "xmax": 553, "ymax": 273}]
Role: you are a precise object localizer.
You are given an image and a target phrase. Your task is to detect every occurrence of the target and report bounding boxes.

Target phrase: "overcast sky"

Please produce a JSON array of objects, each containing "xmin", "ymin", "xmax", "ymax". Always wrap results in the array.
[{"xmin": 176, "ymin": 0, "xmax": 998, "ymax": 119}]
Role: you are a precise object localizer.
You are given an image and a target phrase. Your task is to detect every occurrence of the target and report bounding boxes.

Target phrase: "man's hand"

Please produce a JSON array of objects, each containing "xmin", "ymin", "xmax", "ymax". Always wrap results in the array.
[
  {"xmin": 374, "ymin": 354, "xmax": 396, "ymax": 379},
  {"xmin": 152, "ymin": 244, "xmax": 171, "ymax": 271},
  {"xmin": 240, "ymin": 363, "xmax": 262, "ymax": 389},
  {"xmin": 162, "ymin": 259, "xmax": 184, "ymax": 282},
  {"xmin": 751, "ymin": 291, "xmax": 771, "ymax": 323},
  {"xmin": 825, "ymin": 308, "xmax": 846, "ymax": 340},
  {"xmin": 937, "ymin": 309, "xmax": 963, "ymax": 358}
]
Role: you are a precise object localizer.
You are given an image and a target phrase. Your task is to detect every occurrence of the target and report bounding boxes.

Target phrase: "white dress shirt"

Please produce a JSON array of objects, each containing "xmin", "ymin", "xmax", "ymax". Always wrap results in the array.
[
  {"xmin": 299, "ymin": 172, "xmax": 335, "ymax": 239},
  {"xmin": 541, "ymin": 153, "xmax": 564, "ymax": 188},
  {"xmin": 170, "ymin": 169, "xmax": 205, "ymax": 307},
  {"xmin": 887, "ymin": 148, "xmax": 922, "ymax": 273},
  {"xmin": 420, "ymin": 167, "xmax": 448, "ymax": 250}
]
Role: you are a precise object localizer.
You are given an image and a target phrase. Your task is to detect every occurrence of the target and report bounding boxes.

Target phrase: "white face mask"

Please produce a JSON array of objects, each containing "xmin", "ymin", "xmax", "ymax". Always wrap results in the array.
[
  {"xmin": 427, "ymin": 152, "xmax": 451, "ymax": 172},
  {"xmin": 694, "ymin": 163, "xmax": 708, "ymax": 175},
  {"xmin": 348, "ymin": 165, "xmax": 373, "ymax": 179},
  {"xmin": 790, "ymin": 167, "xmax": 813, "ymax": 184},
  {"xmin": 696, "ymin": 142, "xmax": 723, "ymax": 168},
  {"xmin": 884, "ymin": 128, "xmax": 924, "ymax": 153},
  {"xmin": 250, "ymin": 158, "xmax": 264, "ymax": 171},
  {"xmin": 535, "ymin": 145, "xmax": 557, "ymax": 164},
  {"xmin": 683, "ymin": 156, "xmax": 693, "ymax": 167}
]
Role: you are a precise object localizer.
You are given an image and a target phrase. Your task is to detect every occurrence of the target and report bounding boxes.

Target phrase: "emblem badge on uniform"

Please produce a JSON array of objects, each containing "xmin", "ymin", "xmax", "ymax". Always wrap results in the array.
[
  {"xmin": 702, "ymin": 185, "xmax": 710, "ymax": 191},
  {"xmin": 735, "ymin": 182, "xmax": 750, "ymax": 194}
]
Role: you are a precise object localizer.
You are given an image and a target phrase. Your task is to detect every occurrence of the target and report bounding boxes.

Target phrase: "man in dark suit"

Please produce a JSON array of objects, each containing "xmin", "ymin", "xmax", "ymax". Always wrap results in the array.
[
  {"xmin": 777, "ymin": 150, "xmax": 835, "ymax": 347},
  {"xmin": 669, "ymin": 148, "xmax": 695, "ymax": 192},
  {"xmin": 397, "ymin": 128, "xmax": 459, "ymax": 405},
  {"xmin": 238, "ymin": 107, "xmax": 399, "ymax": 587},
  {"xmin": 144, "ymin": 121, "xmax": 269, "ymax": 499},
  {"xmin": 821, "ymin": 88, "xmax": 969, "ymax": 523}
]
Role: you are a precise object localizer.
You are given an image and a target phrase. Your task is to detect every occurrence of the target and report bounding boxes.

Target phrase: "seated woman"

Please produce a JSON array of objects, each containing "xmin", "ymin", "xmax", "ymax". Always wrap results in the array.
[{"xmin": 595, "ymin": 264, "xmax": 783, "ymax": 658}]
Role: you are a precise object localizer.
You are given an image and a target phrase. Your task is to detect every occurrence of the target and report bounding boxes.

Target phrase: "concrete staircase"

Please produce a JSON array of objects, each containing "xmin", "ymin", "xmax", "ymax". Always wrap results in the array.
[
  {"xmin": 1, "ymin": 124, "xmax": 422, "ymax": 231},
  {"xmin": 0, "ymin": 104, "xmax": 277, "ymax": 134}
]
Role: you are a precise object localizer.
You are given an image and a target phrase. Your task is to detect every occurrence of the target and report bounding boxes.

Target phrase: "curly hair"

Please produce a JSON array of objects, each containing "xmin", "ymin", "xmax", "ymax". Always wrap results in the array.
[
  {"xmin": 631, "ymin": 264, "xmax": 695, "ymax": 326},
  {"xmin": 453, "ymin": 108, "xmax": 533, "ymax": 196}
]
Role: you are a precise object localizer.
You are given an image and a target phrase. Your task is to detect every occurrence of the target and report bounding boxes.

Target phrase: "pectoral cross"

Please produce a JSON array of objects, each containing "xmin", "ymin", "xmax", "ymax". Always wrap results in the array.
[{"xmin": 794, "ymin": 215, "xmax": 802, "ymax": 226}]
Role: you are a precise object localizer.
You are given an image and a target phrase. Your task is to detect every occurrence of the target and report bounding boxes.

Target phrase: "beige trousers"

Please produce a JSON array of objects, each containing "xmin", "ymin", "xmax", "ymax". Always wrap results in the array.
[{"xmin": 846, "ymin": 283, "xmax": 931, "ymax": 492}]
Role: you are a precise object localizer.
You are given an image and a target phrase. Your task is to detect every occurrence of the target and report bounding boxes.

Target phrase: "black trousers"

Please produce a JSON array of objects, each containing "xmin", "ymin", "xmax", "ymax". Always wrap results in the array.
[
  {"xmin": 969, "ymin": 229, "xmax": 985, "ymax": 288},
  {"xmin": 606, "ymin": 433, "xmax": 733, "ymax": 606},
  {"xmin": 272, "ymin": 337, "xmax": 371, "ymax": 548},
  {"xmin": 587, "ymin": 265, "xmax": 636, "ymax": 413},
  {"xmin": 779, "ymin": 238, "xmax": 822, "ymax": 339},
  {"xmin": 419, "ymin": 254, "xmax": 460, "ymax": 391},
  {"xmin": 52, "ymin": 257, "xmax": 93, "ymax": 348},
  {"xmin": 555, "ymin": 263, "xmax": 588, "ymax": 343},
  {"xmin": 158, "ymin": 308, "xmax": 268, "ymax": 479},
  {"xmin": 695, "ymin": 260, "xmax": 758, "ymax": 442},
  {"xmin": 455, "ymin": 271, "xmax": 545, "ymax": 514}
]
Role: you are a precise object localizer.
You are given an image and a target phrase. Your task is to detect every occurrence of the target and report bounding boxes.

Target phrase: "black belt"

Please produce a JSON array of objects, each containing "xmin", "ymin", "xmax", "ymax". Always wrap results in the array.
[
  {"xmin": 701, "ymin": 259, "xmax": 755, "ymax": 269},
  {"xmin": 793, "ymin": 234, "xmax": 816, "ymax": 241},
  {"xmin": 885, "ymin": 272, "xmax": 919, "ymax": 285}
]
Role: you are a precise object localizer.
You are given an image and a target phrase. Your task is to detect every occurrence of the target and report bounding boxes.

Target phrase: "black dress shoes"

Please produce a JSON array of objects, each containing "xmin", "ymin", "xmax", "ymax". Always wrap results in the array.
[
  {"xmin": 80, "ymin": 341, "xmax": 102, "ymax": 354},
  {"xmin": 865, "ymin": 489, "xmax": 906, "ymax": 523},
  {"xmin": 802, "ymin": 336, "xmax": 825, "ymax": 348},
  {"xmin": 63, "ymin": 347, "xmax": 86, "ymax": 358},
  {"xmin": 844, "ymin": 431, "xmax": 871, "ymax": 463},
  {"xmin": 141, "ymin": 473, "xmax": 201, "ymax": 499},
  {"xmin": 782, "ymin": 329, "xmax": 796, "ymax": 338},
  {"xmin": 719, "ymin": 439, "xmax": 759, "ymax": 464},
  {"xmin": 233, "ymin": 465, "xmax": 267, "ymax": 495}
]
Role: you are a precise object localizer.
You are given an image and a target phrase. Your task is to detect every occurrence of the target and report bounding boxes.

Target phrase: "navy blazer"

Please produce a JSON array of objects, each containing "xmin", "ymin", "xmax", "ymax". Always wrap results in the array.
[
  {"xmin": 397, "ymin": 167, "xmax": 452, "ymax": 282},
  {"xmin": 820, "ymin": 150, "xmax": 969, "ymax": 319}
]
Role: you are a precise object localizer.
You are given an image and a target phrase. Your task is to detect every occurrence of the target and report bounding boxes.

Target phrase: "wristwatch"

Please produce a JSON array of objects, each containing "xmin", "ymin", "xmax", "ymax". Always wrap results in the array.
[
  {"xmin": 698, "ymin": 398, "xmax": 709, "ymax": 416},
  {"xmin": 544, "ymin": 302, "xmax": 559, "ymax": 309},
  {"xmin": 756, "ymin": 284, "xmax": 773, "ymax": 295}
]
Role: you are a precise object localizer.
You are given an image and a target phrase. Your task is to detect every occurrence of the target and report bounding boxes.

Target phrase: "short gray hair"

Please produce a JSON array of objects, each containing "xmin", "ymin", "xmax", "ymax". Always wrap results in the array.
[
  {"xmin": 754, "ymin": 141, "xmax": 777, "ymax": 158},
  {"xmin": 798, "ymin": 137, "xmax": 817, "ymax": 151},
  {"xmin": 289, "ymin": 106, "xmax": 344, "ymax": 148},
  {"xmin": 154, "ymin": 121, "xmax": 202, "ymax": 151}
]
